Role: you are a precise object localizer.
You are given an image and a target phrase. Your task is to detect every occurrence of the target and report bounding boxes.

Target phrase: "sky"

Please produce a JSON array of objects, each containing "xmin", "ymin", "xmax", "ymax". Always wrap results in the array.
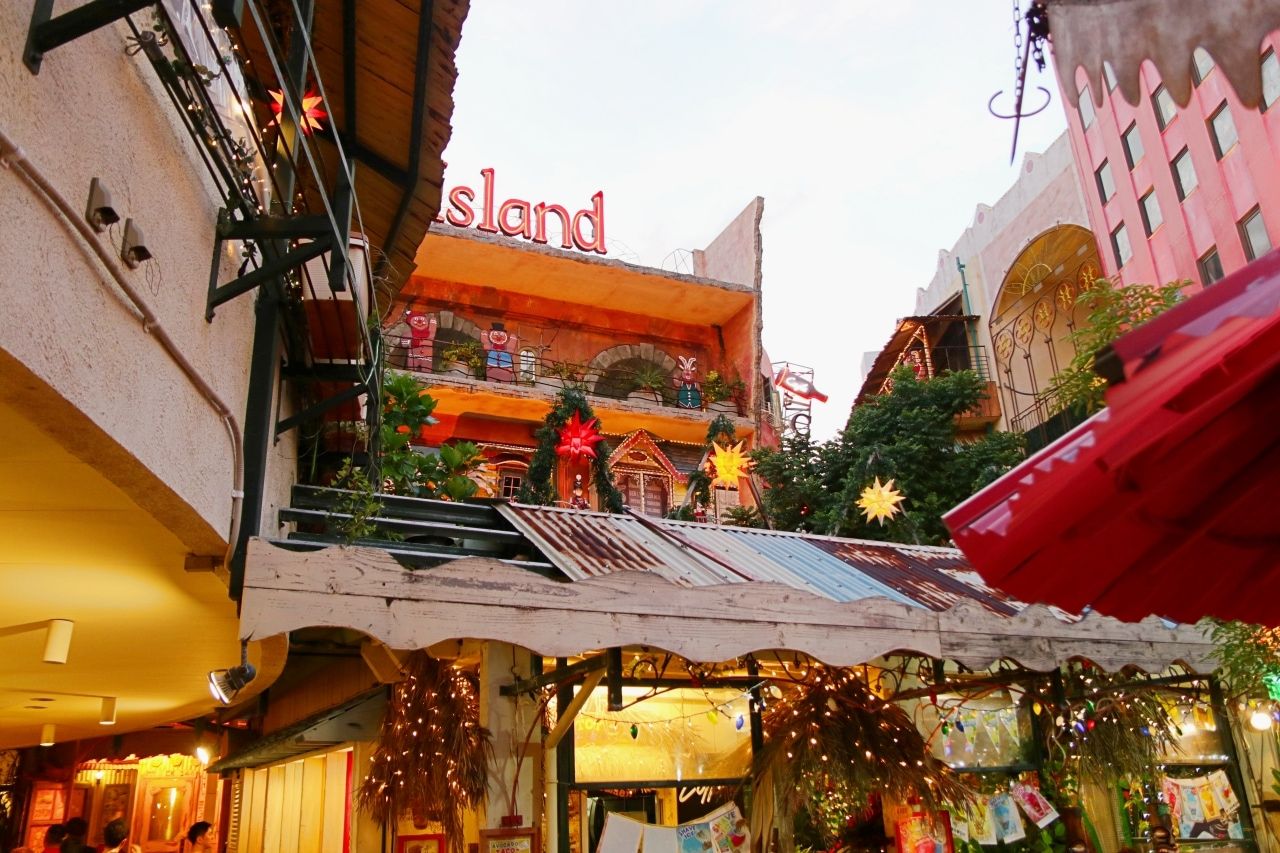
[{"xmin": 440, "ymin": 2, "xmax": 1068, "ymax": 440}]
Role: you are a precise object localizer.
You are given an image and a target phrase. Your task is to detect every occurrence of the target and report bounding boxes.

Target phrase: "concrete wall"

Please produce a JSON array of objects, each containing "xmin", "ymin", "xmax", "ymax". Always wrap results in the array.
[
  {"xmin": 907, "ymin": 132, "xmax": 1093, "ymax": 431},
  {"xmin": 1060, "ymin": 33, "xmax": 1280, "ymax": 288},
  {"xmin": 0, "ymin": 8, "xmax": 295, "ymax": 553},
  {"xmin": 693, "ymin": 198, "xmax": 765, "ymax": 418}
]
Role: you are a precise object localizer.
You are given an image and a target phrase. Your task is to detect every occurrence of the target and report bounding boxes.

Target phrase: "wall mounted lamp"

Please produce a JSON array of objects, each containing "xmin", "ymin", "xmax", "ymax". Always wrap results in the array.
[
  {"xmin": 120, "ymin": 219, "xmax": 152, "ymax": 269},
  {"xmin": 84, "ymin": 178, "xmax": 120, "ymax": 232},
  {"xmin": 99, "ymin": 696, "xmax": 117, "ymax": 726},
  {"xmin": 40, "ymin": 724, "xmax": 55, "ymax": 747},
  {"xmin": 208, "ymin": 642, "xmax": 256, "ymax": 705}
]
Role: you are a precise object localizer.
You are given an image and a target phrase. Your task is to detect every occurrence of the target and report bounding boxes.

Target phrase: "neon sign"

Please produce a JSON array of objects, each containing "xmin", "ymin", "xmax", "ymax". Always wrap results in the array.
[{"xmin": 436, "ymin": 168, "xmax": 606, "ymax": 254}]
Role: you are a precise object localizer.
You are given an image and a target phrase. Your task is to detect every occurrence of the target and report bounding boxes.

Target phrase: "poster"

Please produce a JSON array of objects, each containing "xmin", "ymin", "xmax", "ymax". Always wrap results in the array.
[
  {"xmin": 1010, "ymin": 782, "xmax": 1059, "ymax": 828},
  {"xmin": 894, "ymin": 808, "xmax": 954, "ymax": 853},
  {"xmin": 398, "ymin": 835, "xmax": 445, "ymax": 853},
  {"xmin": 644, "ymin": 825, "xmax": 678, "ymax": 853},
  {"xmin": 991, "ymin": 794, "xmax": 1025, "ymax": 843},
  {"xmin": 598, "ymin": 815, "xmax": 644, "ymax": 853},
  {"xmin": 966, "ymin": 796, "xmax": 998, "ymax": 846},
  {"xmin": 1164, "ymin": 774, "xmax": 1244, "ymax": 841},
  {"xmin": 481, "ymin": 828, "xmax": 539, "ymax": 853},
  {"xmin": 948, "ymin": 812, "xmax": 969, "ymax": 844}
]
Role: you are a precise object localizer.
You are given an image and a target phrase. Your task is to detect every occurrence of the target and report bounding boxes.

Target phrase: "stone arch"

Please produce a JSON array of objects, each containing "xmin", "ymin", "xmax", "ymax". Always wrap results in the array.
[{"xmin": 587, "ymin": 344, "xmax": 678, "ymax": 398}]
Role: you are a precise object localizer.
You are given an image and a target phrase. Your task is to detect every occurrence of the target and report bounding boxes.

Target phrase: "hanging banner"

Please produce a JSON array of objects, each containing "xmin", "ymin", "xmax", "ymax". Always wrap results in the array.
[
  {"xmin": 601, "ymin": 803, "xmax": 749, "ymax": 853},
  {"xmin": 991, "ymin": 794, "xmax": 1026, "ymax": 843},
  {"xmin": 1163, "ymin": 773, "xmax": 1244, "ymax": 841},
  {"xmin": 1010, "ymin": 782, "xmax": 1059, "ymax": 829},
  {"xmin": 966, "ymin": 796, "xmax": 998, "ymax": 846}
]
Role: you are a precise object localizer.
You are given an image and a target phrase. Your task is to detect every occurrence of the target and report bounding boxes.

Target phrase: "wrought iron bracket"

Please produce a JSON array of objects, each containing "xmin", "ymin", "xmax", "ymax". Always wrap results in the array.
[
  {"xmin": 275, "ymin": 381, "xmax": 366, "ymax": 437},
  {"xmin": 25, "ymin": 0, "xmax": 154, "ymax": 74},
  {"xmin": 205, "ymin": 233, "xmax": 333, "ymax": 321},
  {"xmin": 500, "ymin": 655, "xmax": 608, "ymax": 697}
]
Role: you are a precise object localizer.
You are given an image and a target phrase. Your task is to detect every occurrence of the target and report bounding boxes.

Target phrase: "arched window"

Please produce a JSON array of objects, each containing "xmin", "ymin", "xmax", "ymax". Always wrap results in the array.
[{"xmin": 519, "ymin": 349, "xmax": 538, "ymax": 384}]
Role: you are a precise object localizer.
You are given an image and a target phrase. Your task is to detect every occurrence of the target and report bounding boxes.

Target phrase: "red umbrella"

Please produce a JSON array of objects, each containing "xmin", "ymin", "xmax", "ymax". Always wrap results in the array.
[{"xmin": 945, "ymin": 249, "xmax": 1280, "ymax": 625}]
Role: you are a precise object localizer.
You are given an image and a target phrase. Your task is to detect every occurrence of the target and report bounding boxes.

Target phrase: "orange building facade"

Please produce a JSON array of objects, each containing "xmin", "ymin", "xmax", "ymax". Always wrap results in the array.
[{"xmin": 382, "ymin": 198, "xmax": 777, "ymax": 518}]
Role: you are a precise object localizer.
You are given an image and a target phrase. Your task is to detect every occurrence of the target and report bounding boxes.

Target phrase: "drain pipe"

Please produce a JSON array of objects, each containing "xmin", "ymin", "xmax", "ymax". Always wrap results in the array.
[{"xmin": 0, "ymin": 125, "xmax": 245, "ymax": 574}]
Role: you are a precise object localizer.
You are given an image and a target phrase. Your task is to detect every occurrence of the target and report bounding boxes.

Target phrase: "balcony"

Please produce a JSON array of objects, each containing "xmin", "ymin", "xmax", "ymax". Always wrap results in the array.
[{"xmin": 384, "ymin": 334, "xmax": 753, "ymax": 443}]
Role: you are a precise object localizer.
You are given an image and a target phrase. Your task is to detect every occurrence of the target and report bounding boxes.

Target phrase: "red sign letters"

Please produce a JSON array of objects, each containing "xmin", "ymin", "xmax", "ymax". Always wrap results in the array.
[{"xmin": 436, "ymin": 168, "xmax": 606, "ymax": 254}]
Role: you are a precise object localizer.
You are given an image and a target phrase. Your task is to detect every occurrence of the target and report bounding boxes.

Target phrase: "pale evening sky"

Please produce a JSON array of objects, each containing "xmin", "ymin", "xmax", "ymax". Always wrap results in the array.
[{"xmin": 440, "ymin": 2, "xmax": 1068, "ymax": 440}]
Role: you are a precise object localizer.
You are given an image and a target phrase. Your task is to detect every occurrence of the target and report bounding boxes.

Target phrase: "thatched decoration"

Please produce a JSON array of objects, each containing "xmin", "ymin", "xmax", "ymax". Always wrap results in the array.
[
  {"xmin": 750, "ymin": 667, "xmax": 972, "ymax": 849},
  {"xmin": 358, "ymin": 652, "xmax": 492, "ymax": 851}
]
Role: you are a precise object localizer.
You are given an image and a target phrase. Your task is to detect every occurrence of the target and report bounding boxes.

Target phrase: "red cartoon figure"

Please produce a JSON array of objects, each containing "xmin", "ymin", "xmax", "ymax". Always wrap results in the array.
[{"xmin": 407, "ymin": 311, "xmax": 437, "ymax": 372}]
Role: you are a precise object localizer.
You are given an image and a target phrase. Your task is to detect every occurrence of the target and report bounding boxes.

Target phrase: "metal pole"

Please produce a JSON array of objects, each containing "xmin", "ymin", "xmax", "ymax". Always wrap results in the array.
[{"xmin": 230, "ymin": 0, "xmax": 315, "ymax": 599}]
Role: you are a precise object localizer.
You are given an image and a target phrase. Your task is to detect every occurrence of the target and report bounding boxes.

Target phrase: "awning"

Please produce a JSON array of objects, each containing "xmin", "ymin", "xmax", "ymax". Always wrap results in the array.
[
  {"xmin": 1047, "ymin": 0, "xmax": 1280, "ymax": 111},
  {"xmin": 945, "ymin": 249, "xmax": 1280, "ymax": 625},
  {"xmin": 239, "ymin": 0, "xmax": 468, "ymax": 302},
  {"xmin": 208, "ymin": 689, "xmax": 385, "ymax": 773},
  {"xmin": 855, "ymin": 315, "xmax": 977, "ymax": 406},
  {"xmin": 240, "ymin": 512, "xmax": 1216, "ymax": 673}
]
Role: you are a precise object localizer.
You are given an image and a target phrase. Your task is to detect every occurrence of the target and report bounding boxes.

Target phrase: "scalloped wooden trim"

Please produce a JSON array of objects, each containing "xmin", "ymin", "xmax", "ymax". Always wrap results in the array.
[{"xmin": 241, "ymin": 538, "xmax": 1216, "ymax": 672}]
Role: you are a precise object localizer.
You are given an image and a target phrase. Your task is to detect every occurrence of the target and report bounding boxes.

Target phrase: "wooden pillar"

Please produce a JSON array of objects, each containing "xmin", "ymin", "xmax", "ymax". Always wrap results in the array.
[{"xmin": 480, "ymin": 642, "xmax": 536, "ymax": 828}]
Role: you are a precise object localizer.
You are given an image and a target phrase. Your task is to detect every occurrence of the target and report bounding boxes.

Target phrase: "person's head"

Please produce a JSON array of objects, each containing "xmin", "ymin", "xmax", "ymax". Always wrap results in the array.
[
  {"xmin": 44, "ymin": 825, "xmax": 66, "ymax": 846},
  {"xmin": 186, "ymin": 822, "xmax": 212, "ymax": 845},
  {"xmin": 103, "ymin": 819, "xmax": 129, "ymax": 848},
  {"xmin": 64, "ymin": 818, "xmax": 88, "ymax": 839}
]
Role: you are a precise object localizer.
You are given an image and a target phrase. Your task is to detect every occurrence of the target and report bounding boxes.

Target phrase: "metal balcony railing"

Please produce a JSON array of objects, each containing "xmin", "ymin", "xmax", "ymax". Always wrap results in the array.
[
  {"xmin": 927, "ymin": 345, "xmax": 992, "ymax": 382},
  {"xmin": 383, "ymin": 334, "xmax": 746, "ymax": 417}
]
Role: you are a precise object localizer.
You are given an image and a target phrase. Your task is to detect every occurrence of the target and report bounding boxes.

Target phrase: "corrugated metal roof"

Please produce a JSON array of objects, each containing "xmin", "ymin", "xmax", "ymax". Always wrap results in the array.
[{"xmin": 496, "ymin": 504, "xmax": 1028, "ymax": 616}]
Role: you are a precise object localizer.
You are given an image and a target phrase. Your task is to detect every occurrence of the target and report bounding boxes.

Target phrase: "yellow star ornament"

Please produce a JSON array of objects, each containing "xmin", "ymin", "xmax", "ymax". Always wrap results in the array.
[
  {"xmin": 710, "ymin": 441, "xmax": 749, "ymax": 488},
  {"xmin": 857, "ymin": 477, "xmax": 905, "ymax": 526}
]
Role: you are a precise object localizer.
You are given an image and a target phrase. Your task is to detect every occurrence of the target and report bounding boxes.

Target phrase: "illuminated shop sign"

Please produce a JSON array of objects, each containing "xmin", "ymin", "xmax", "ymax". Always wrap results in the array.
[{"xmin": 436, "ymin": 168, "xmax": 606, "ymax": 254}]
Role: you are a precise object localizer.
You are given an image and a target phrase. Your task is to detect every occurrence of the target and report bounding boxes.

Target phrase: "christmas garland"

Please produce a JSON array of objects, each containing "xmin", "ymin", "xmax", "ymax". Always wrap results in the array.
[{"xmin": 516, "ymin": 388, "xmax": 624, "ymax": 512}]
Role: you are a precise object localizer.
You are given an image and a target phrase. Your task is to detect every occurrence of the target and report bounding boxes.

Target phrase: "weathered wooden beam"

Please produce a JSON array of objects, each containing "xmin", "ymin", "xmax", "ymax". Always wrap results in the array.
[
  {"xmin": 239, "ymin": 538, "xmax": 1217, "ymax": 672},
  {"xmin": 544, "ymin": 670, "xmax": 605, "ymax": 751},
  {"xmin": 360, "ymin": 639, "xmax": 406, "ymax": 683}
]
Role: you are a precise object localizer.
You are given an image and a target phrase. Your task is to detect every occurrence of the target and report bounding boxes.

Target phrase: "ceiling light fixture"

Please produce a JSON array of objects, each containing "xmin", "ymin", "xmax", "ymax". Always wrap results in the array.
[
  {"xmin": 99, "ymin": 697, "xmax": 117, "ymax": 726},
  {"xmin": 40, "ymin": 724, "xmax": 55, "ymax": 747},
  {"xmin": 208, "ymin": 643, "xmax": 256, "ymax": 705},
  {"xmin": 43, "ymin": 619, "xmax": 74, "ymax": 664}
]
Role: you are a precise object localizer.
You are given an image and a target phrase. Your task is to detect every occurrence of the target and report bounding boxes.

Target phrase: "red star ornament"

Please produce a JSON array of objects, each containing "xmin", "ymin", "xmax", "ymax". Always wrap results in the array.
[{"xmin": 555, "ymin": 411, "xmax": 604, "ymax": 461}]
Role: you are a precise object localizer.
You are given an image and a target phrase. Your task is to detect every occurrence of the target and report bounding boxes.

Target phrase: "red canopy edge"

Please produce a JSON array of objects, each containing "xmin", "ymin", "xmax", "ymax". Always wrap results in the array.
[{"xmin": 945, "ymin": 249, "xmax": 1280, "ymax": 625}]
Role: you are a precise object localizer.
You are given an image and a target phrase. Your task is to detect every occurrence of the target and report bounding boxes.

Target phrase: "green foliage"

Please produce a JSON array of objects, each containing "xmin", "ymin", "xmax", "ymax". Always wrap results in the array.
[
  {"xmin": 379, "ymin": 371, "xmax": 482, "ymax": 502},
  {"xmin": 517, "ymin": 388, "xmax": 624, "ymax": 512},
  {"xmin": 703, "ymin": 369, "xmax": 746, "ymax": 404},
  {"xmin": 1046, "ymin": 279, "xmax": 1186, "ymax": 416},
  {"xmin": 439, "ymin": 339, "xmax": 486, "ymax": 371},
  {"xmin": 753, "ymin": 368, "xmax": 1024, "ymax": 544},
  {"xmin": 332, "ymin": 456, "xmax": 382, "ymax": 542},
  {"xmin": 1210, "ymin": 619, "xmax": 1280, "ymax": 701},
  {"xmin": 722, "ymin": 505, "xmax": 766, "ymax": 528},
  {"xmin": 628, "ymin": 362, "xmax": 671, "ymax": 394}
]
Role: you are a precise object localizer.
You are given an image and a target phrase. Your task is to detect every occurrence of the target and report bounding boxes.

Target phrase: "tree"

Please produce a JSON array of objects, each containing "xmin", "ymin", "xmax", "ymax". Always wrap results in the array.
[
  {"xmin": 1046, "ymin": 278, "xmax": 1187, "ymax": 416},
  {"xmin": 753, "ymin": 368, "xmax": 1024, "ymax": 545}
]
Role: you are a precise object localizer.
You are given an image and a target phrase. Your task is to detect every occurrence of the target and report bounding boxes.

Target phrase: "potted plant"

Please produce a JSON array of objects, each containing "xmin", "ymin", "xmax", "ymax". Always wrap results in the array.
[
  {"xmin": 545, "ymin": 360, "xmax": 587, "ymax": 391},
  {"xmin": 626, "ymin": 362, "xmax": 670, "ymax": 405},
  {"xmin": 438, "ymin": 340, "xmax": 485, "ymax": 379},
  {"xmin": 702, "ymin": 369, "xmax": 746, "ymax": 416}
]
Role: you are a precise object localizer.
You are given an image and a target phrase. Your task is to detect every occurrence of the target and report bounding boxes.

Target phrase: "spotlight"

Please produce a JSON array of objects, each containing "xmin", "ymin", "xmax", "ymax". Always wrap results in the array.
[
  {"xmin": 208, "ymin": 643, "xmax": 256, "ymax": 705},
  {"xmin": 40, "ymin": 724, "xmax": 55, "ymax": 747},
  {"xmin": 196, "ymin": 746, "xmax": 210, "ymax": 765},
  {"xmin": 43, "ymin": 619, "xmax": 74, "ymax": 664},
  {"xmin": 1250, "ymin": 709, "xmax": 1273, "ymax": 731},
  {"xmin": 99, "ymin": 696, "xmax": 117, "ymax": 726}
]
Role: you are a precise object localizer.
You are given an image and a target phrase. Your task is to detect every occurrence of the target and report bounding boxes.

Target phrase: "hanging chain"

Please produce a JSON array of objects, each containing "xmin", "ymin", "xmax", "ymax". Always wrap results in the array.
[
  {"xmin": 1026, "ymin": 2, "xmax": 1050, "ymax": 73},
  {"xmin": 1013, "ymin": 0, "xmax": 1024, "ymax": 90}
]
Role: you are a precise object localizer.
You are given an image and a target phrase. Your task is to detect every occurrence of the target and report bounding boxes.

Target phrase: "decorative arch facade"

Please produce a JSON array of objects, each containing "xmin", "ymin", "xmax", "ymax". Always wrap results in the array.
[{"xmin": 988, "ymin": 224, "xmax": 1102, "ymax": 437}]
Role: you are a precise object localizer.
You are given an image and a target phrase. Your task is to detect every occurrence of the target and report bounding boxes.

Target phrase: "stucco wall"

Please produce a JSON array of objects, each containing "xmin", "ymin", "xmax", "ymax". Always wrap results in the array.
[
  {"xmin": 0, "ymin": 9, "xmax": 295, "ymax": 552},
  {"xmin": 1060, "ymin": 33, "xmax": 1280, "ymax": 288}
]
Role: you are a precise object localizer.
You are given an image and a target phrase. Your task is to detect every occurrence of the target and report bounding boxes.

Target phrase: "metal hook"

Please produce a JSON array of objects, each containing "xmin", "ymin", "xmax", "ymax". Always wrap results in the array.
[
  {"xmin": 987, "ymin": 86, "xmax": 1052, "ymax": 121},
  {"xmin": 989, "ymin": 86, "xmax": 1053, "ymax": 164}
]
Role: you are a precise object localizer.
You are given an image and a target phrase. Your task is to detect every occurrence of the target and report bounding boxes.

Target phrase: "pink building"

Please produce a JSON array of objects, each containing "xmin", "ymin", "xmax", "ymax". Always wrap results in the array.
[{"xmin": 1061, "ymin": 36, "xmax": 1280, "ymax": 288}]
